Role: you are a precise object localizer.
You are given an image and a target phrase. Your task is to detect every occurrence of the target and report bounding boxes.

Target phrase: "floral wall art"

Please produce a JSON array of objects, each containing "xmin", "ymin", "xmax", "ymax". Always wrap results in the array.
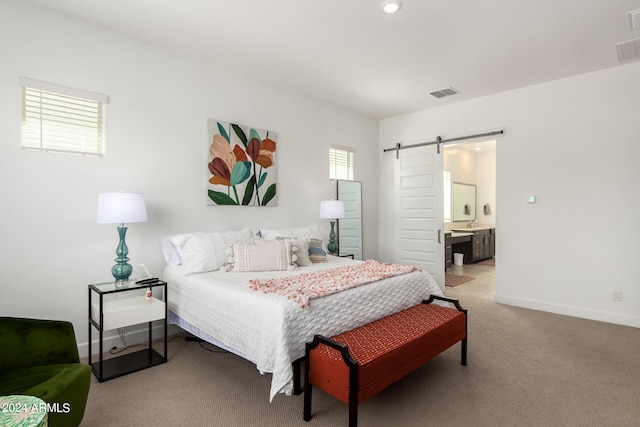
[{"xmin": 207, "ymin": 119, "xmax": 277, "ymax": 206}]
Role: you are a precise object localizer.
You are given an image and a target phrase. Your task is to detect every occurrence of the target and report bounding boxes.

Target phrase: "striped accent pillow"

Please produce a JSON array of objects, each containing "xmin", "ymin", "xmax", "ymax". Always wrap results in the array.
[{"xmin": 225, "ymin": 241, "xmax": 297, "ymax": 272}]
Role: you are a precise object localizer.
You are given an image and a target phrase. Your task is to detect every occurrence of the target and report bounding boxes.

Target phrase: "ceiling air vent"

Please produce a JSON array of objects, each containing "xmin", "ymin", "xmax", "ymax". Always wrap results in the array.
[
  {"xmin": 616, "ymin": 38, "xmax": 640, "ymax": 63},
  {"xmin": 430, "ymin": 87, "xmax": 459, "ymax": 99}
]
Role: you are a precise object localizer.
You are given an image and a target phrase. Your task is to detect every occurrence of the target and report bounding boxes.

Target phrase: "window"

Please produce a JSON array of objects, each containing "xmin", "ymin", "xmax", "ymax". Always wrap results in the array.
[
  {"xmin": 20, "ymin": 77, "xmax": 108, "ymax": 156},
  {"xmin": 329, "ymin": 146, "xmax": 354, "ymax": 180}
]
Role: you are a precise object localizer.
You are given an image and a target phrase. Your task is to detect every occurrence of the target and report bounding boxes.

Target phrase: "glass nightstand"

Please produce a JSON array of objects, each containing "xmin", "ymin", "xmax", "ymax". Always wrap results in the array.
[{"xmin": 88, "ymin": 280, "xmax": 167, "ymax": 381}]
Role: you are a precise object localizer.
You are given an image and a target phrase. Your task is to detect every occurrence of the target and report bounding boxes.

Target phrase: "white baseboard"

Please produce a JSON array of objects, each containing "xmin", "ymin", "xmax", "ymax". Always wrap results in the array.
[{"xmin": 496, "ymin": 294, "xmax": 640, "ymax": 328}]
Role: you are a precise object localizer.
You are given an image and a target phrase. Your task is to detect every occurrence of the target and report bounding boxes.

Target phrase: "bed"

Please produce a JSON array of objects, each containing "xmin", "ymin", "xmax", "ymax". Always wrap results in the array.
[{"xmin": 161, "ymin": 226, "xmax": 444, "ymax": 401}]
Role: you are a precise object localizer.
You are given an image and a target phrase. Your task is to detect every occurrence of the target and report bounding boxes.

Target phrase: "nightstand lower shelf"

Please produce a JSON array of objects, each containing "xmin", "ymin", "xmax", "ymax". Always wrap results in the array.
[{"xmin": 92, "ymin": 348, "xmax": 165, "ymax": 382}]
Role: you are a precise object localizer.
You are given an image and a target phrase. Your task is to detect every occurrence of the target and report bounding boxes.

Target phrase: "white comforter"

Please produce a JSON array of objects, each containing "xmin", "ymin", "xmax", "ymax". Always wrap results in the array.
[{"xmin": 164, "ymin": 256, "xmax": 444, "ymax": 401}]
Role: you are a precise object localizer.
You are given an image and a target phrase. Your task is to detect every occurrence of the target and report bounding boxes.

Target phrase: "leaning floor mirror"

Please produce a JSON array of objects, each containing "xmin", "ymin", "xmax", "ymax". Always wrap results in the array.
[{"xmin": 336, "ymin": 180, "xmax": 363, "ymax": 260}]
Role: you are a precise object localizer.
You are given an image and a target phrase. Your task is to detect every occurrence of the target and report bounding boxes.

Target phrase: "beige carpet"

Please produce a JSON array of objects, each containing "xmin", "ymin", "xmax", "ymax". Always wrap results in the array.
[{"xmin": 81, "ymin": 294, "xmax": 640, "ymax": 427}]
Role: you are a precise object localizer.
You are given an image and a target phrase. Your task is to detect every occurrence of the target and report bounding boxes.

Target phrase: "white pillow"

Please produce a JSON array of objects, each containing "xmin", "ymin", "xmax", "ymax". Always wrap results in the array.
[
  {"xmin": 160, "ymin": 228, "xmax": 237, "ymax": 266},
  {"xmin": 221, "ymin": 240, "xmax": 297, "ymax": 272},
  {"xmin": 172, "ymin": 228, "xmax": 254, "ymax": 274},
  {"xmin": 160, "ymin": 236, "xmax": 184, "ymax": 266},
  {"xmin": 259, "ymin": 225, "xmax": 322, "ymax": 243}
]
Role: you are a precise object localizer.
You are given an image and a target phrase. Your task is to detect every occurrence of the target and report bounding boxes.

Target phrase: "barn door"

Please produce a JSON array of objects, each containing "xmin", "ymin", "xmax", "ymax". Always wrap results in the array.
[{"xmin": 394, "ymin": 144, "xmax": 444, "ymax": 290}]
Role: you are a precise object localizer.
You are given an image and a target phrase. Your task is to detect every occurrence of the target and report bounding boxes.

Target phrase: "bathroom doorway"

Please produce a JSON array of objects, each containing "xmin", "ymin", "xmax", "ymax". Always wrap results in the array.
[{"xmin": 444, "ymin": 140, "xmax": 496, "ymax": 299}]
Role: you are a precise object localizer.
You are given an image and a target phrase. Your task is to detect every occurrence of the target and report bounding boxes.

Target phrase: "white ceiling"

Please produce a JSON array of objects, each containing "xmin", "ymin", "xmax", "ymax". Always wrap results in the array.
[{"xmin": 23, "ymin": 0, "xmax": 640, "ymax": 119}]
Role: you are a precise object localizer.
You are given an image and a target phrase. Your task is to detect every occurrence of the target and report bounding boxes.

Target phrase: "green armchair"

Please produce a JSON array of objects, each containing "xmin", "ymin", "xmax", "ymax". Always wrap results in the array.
[{"xmin": 0, "ymin": 317, "xmax": 91, "ymax": 427}]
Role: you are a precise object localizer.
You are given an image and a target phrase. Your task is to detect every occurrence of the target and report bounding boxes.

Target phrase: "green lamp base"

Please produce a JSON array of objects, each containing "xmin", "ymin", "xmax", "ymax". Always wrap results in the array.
[
  {"xmin": 112, "ymin": 225, "xmax": 133, "ymax": 284},
  {"xmin": 327, "ymin": 221, "xmax": 338, "ymax": 255}
]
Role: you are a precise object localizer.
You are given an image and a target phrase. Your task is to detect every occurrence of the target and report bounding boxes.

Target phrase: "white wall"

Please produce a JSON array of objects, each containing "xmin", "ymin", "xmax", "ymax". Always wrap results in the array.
[
  {"xmin": 476, "ymin": 150, "xmax": 496, "ymax": 224},
  {"xmin": 0, "ymin": 0, "xmax": 379, "ymax": 355},
  {"xmin": 444, "ymin": 146, "xmax": 497, "ymax": 226},
  {"xmin": 380, "ymin": 62, "xmax": 640, "ymax": 327},
  {"xmin": 444, "ymin": 148, "xmax": 477, "ymax": 185}
]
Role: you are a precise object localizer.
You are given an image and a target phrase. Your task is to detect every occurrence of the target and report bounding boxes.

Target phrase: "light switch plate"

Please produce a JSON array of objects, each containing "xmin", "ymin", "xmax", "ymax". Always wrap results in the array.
[{"xmin": 527, "ymin": 195, "xmax": 536, "ymax": 204}]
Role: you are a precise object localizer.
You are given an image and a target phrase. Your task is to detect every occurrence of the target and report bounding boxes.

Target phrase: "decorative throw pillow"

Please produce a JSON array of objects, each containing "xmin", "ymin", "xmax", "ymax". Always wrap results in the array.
[
  {"xmin": 259, "ymin": 225, "xmax": 323, "ymax": 265},
  {"xmin": 221, "ymin": 240, "xmax": 298, "ymax": 272},
  {"xmin": 174, "ymin": 228, "xmax": 255, "ymax": 274},
  {"xmin": 308, "ymin": 239, "xmax": 327, "ymax": 263},
  {"xmin": 272, "ymin": 237, "xmax": 311, "ymax": 266}
]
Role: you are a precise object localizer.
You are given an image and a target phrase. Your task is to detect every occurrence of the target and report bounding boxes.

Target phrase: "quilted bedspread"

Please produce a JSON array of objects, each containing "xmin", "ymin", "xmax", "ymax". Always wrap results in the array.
[
  {"xmin": 164, "ymin": 256, "xmax": 444, "ymax": 401},
  {"xmin": 248, "ymin": 260, "xmax": 419, "ymax": 308}
]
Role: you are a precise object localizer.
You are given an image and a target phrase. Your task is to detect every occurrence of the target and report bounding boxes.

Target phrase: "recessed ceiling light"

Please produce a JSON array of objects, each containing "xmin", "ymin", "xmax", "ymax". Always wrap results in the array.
[{"xmin": 380, "ymin": 0, "xmax": 402, "ymax": 14}]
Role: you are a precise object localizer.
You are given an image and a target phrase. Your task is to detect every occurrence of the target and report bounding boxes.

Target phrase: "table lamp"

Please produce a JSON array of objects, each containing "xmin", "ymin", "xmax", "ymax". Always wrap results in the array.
[
  {"xmin": 319, "ymin": 200, "xmax": 345, "ymax": 255},
  {"xmin": 97, "ymin": 192, "xmax": 147, "ymax": 285}
]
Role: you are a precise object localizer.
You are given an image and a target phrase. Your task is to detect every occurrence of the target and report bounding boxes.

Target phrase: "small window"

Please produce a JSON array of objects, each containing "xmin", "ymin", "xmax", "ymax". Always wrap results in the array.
[
  {"xmin": 20, "ymin": 77, "xmax": 108, "ymax": 156},
  {"xmin": 329, "ymin": 146, "xmax": 354, "ymax": 180}
]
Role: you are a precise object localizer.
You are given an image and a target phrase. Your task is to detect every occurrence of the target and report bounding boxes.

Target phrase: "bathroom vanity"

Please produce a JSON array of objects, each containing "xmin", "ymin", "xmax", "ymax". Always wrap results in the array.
[{"xmin": 445, "ymin": 226, "xmax": 495, "ymax": 267}]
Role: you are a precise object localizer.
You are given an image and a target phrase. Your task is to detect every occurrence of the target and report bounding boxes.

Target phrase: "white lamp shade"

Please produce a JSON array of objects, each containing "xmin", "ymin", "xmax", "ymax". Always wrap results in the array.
[
  {"xmin": 97, "ymin": 192, "xmax": 148, "ymax": 224},
  {"xmin": 319, "ymin": 200, "xmax": 345, "ymax": 219}
]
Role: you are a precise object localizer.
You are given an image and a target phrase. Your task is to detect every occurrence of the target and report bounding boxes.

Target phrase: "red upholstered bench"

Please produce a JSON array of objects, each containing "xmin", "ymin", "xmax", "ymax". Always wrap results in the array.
[{"xmin": 303, "ymin": 295, "xmax": 467, "ymax": 427}]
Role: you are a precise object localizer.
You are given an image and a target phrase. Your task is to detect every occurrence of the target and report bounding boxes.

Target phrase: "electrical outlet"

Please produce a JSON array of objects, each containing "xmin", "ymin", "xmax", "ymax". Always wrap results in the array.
[{"xmin": 611, "ymin": 290, "xmax": 622, "ymax": 302}]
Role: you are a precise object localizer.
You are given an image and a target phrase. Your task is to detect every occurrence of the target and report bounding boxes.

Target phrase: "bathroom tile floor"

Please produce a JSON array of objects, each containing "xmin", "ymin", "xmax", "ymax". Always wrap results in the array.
[{"xmin": 445, "ymin": 261, "xmax": 496, "ymax": 301}]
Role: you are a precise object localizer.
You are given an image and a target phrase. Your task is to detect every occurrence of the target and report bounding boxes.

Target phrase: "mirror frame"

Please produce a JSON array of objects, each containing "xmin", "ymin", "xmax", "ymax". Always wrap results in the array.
[{"xmin": 336, "ymin": 180, "xmax": 363, "ymax": 260}]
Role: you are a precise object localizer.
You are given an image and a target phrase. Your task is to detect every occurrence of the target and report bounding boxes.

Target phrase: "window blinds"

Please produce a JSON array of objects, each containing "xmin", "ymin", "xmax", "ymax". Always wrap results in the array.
[
  {"xmin": 20, "ymin": 77, "xmax": 108, "ymax": 156},
  {"xmin": 329, "ymin": 147, "xmax": 354, "ymax": 180}
]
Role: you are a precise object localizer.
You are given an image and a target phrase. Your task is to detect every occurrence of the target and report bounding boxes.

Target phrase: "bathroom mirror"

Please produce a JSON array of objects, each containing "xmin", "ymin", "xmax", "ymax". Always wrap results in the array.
[
  {"xmin": 452, "ymin": 182, "xmax": 476, "ymax": 221},
  {"xmin": 337, "ymin": 180, "xmax": 363, "ymax": 260}
]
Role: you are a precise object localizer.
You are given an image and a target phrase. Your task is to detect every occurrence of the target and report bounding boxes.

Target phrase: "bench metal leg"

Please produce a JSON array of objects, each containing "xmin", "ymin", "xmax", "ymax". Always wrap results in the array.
[
  {"xmin": 348, "ymin": 397, "xmax": 358, "ymax": 427},
  {"xmin": 461, "ymin": 337, "xmax": 467, "ymax": 366},
  {"xmin": 461, "ymin": 307, "xmax": 468, "ymax": 366},
  {"xmin": 348, "ymin": 357, "xmax": 359, "ymax": 427},
  {"xmin": 303, "ymin": 382, "xmax": 312, "ymax": 422},
  {"xmin": 303, "ymin": 344, "xmax": 312, "ymax": 422},
  {"xmin": 293, "ymin": 358, "xmax": 303, "ymax": 395}
]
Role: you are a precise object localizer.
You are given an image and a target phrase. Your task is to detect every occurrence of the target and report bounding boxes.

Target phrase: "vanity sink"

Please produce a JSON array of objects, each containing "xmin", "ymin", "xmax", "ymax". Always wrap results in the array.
[
  {"xmin": 451, "ymin": 226, "xmax": 495, "ymax": 232},
  {"xmin": 450, "ymin": 231, "xmax": 474, "ymax": 237}
]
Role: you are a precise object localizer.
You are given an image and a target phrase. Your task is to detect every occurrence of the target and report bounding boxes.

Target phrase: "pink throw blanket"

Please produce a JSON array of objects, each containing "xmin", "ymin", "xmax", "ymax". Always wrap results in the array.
[{"xmin": 248, "ymin": 260, "xmax": 419, "ymax": 308}]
